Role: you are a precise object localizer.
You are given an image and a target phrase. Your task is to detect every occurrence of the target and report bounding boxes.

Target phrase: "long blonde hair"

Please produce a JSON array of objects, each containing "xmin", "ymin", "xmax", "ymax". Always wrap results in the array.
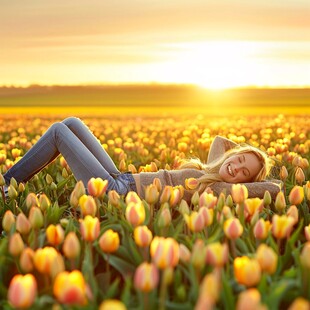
[{"xmin": 178, "ymin": 144, "xmax": 273, "ymax": 192}]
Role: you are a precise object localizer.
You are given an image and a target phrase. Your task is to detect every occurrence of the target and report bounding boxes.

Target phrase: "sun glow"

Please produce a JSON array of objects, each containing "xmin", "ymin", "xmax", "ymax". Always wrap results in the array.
[{"xmin": 162, "ymin": 41, "xmax": 267, "ymax": 89}]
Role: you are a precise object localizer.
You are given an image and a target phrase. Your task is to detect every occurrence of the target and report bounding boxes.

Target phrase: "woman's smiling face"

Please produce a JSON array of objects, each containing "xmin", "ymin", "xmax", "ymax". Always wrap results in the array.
[{"xmin": 219, "ymin": 152, "xmax": 262, "ymax": 183}]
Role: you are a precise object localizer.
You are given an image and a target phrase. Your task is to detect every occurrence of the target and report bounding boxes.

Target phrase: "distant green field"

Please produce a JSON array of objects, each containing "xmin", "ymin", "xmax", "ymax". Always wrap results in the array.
[{"xmin": 0, "ymin": 85, "xmax": 309, "ymax": 115}]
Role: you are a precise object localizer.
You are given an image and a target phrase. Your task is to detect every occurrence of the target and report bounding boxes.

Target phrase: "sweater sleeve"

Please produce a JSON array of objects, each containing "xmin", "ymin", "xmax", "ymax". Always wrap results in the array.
[{"xmin": 207, "ymin": 136, "xmax": 238, "ymax": 164}]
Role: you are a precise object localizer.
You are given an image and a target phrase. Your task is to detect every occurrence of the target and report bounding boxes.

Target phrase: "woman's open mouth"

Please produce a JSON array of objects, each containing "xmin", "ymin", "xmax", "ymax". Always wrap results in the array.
[{"xmin": 227, "ymin": 164, "xmax": 234, "ymax": 177}]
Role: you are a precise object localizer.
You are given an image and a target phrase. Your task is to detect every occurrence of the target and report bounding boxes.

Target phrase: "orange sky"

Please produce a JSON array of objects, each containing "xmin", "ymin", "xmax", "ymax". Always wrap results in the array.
[{"xmin": 1, "ymin": 0, "xmax": 309, "ymax": 88}]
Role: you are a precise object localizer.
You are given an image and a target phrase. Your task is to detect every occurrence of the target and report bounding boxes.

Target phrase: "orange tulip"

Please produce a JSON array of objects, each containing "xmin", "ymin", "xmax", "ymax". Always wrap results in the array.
[
  {"xmin": 295, "ymin": 167, "xmax": 305, "ymax": 184},
  {"xmin": 206, "ymin": 242, "xmax": 229, "ymax": 268},
  {"xmin": 46, "ymin": 224, "xmax": 65, "ymax": 246},
  {"xmin": 33, "ymin": 246, "xmax": 59, "ymax": 275},
  {"xmin": 272, "ymin": 215, "xmax": 295, "ymax": 239},
  {"xmin": 16, "ymin": 212, "xmax": 31, "ymax": 235},
  {"xmin": 199, "ymin": 207, "xmax": 214, "ymax": 227},
  {"xmin": 244, "ymin": 198, "xmax": 263, "ymax": 221},
  {"xmin": 286, "ymin": 205, "xmax": 299, "ymax": 225},
  {"xmin": 2, "ymin": 210, "xmax": 15, "ymax": 233},
  {"xmin": 234, "ymin": 256, "xmax": 261, "ymax": 287},
  {"xmin": 160, "ymin": 186, "xmax": 173, "ymax": 204},
  {"xmin": 20, "ymin": 247, "xmax": 35, "ymax": 273},
  {"xmin": 99, "ymin": 299, "xmax": 127, "ymax": 310},
  {"xmin": 236, "ymin": 288, "xmax": 265, "ymax": 310},
  {"xmin": 256, "ymin": 244, "xmax": 278, "ymax": 275},
  {"xmin": 279, "ymin": 166, "xmax": 288, "ymax": 181},
  {"xmin": 289, "ymin": 185, "xmax": 304, "ymax": 205},
  {"xmin": 300, "ymin": 242, "xmax": 310, "ymax": 269},
  {"xmin": 170, "ymin": 186, "xmax": 183, "ymax": 207},
  {"xmin": 253, "ymin": 218, "xmax": 271, "ymax": 240},
  {"xmin": 87, "ymin": 177, "xmax": 108, "ymax": 197},
  {"xmin": 63, "ymin": 232, "xmax": 81, "ymax": 259},
  {"xmin": 79, "ymin": 194, "xmax": 97, "ymax": 217},
  {"xmin": 134, "ymin": 225, "xmax": 153, "ymax": 247},
  {"xmin": 223, "ymin": 218, "xmax": 243, "ymax": 240},
  {"xmin": 199, "ymin": 192, "xmax": 217, "ymax": 209},
  {"xmin": 185, "ymin": 178, "xmax": 199, "ymax": 190},
  {"xmin": 79, "ymin": 215, "xmax": 100, "ymax": 242},
  {"xmin": 134, "ymin": 262, "xmax": 159, "ymax": 292},
  {"xmin": 184, "ymin": 211, "xmax": 205, "ymax": 233},
  {"xmin": 231, "ymin": 184, "xmax": 248, "ymax": 204},
  {"xmin": 8, "ymin": 274, "xmax": 37, "ymax": 309},
  {"xmin": 53, "ymin": 270, "xmax": 88, "ymax": 306},
  {"xmin": 99, "ymin": 229, "xmax": 120, "ymax": 253},
  {"xmin": 150, "ymin": 236, "xmax": 179, "ymax": 269},
  {"xmin": 288, "ymin": 297, "xmax": 310, "ymax": 310},
  {"xmin": 125, "ymin": 202, "xmax": 145, "ymax": 227}
]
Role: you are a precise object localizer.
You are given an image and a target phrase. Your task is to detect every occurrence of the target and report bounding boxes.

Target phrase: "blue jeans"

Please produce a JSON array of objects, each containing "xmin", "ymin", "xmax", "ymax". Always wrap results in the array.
[{"xmin": 4, "ymin": 117, "xmax": 136, "ymax": 195}]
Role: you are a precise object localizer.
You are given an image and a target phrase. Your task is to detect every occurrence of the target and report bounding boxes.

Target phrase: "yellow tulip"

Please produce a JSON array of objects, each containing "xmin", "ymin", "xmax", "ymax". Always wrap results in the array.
[
  {"xmin": 133, "ymin": 225, "xmax": 153, "ymax": 248},
  {"xmin": 288, "ymin": 185, "xmax": 304, "ymax": 205},
  {"xmin": 234, "ymin": 256, "xmax": 261, "ymax": 287},
  {"xmin": 99, "ymin": 229, "xmax": 120, "ymax": 253},
  {"xmin": 87, "ymin": 177, "xmax": 108, "ymax": 197},
  {"xmin": 272, "ymin": 214, "xmax": 295, "ymax": 239},
  {"xmin": 125, "ymin": 202, "xmax": 145, "ymax": 227},
  {"xmin": 46, "ymin": 224, "xmax": 65, "ymax": 246},
  {"xmin": 99, "ymin": 299, "xmax": 127, "ymax": 310},
  {"xmin": 231, "ymin": 184, "xmax": 248, "ymax": 204},
  {"xmin": 206, "ymin": 242, "xmax": 229, "ymax": 268},
  {"xmin": 79, "ymin": 215, "xmax": 100, "ymax": 242},
  {"xmin": 256, "ymin": 244, "xmax": 278, "ymax": 275}
]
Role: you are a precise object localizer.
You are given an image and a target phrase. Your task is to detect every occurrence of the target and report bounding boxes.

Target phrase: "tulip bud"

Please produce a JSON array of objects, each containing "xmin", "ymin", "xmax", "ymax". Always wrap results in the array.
[
  {"xmin": 295, "ymin": 167, "xmax": 305, "ymax": 185},
  {"xmin": 289, "ymin": 185, "xmax": 304, "ymax": 205},
  {"xmin": 206, "ymin": 242, "xmax": 229, "ymax": 268},
  {"xmin": 153, "ymin": 178, "xmax": 162, "ymax": 192},
  {"xmin": 50, "ymin": 182, "xmax": 57, "ymax": 190},
  {"xmin": 128, "ymin": 164, "xmax": 137, "ymax": 174},
  {"xmin": 190, "ymin": 239, "xmax": 206, "ymax": 270},
  {"xmin": 26, "ymin": 192, "xmax": 40, "ymax": 209},
  {"xmin": 18, "ymin": 183, "xmax": 25, "ymax": 193},
  {"xmin": 73, "ymin": 180, "xmax": 86, "ymax": 198},
  {"xmin": 9, "ymin": 232, "xmax": 24, "ymax": 256},
  {"xmin": 87, "ymin": 177, "xmax": 108, "ymax": 198},
  {"xmin": 0, "ymin": 173, "xmax": 5, "ymax": 186},
  {"xmin": 39, "ymin": 194, "xmax": 51, "ymax": 211},
  {"xmin": 28, "ymin": 206, "xmax": 44, "ymax": 229},
  {"xmin": 253, "ymin": 218, "xmax": 271, "ymax": 240},
  {"xmin": 69, "ymin": 189, "xmax": 79, "ymax": 208},
  {"xmin": 300, "ymin": 242, "xmax": 310, "ymax": 269},
  {"xmin": 46, "ymin": 173, "xmax": 53, "ymax": 185},
  {"xmin": 274, "ymin": 191, "xmax": 286, "ymax": 213},
  {"xmin": 134, "ymin": 262, "xmax": 159, "ymax": 292},
  {"xmin": 16, "ymin": 212, "xmax": 31, "ymax": 235},
  {"xmin": 134, "ymin": 225, "xmax": 153, "ymax": 247},
  {"xmin": 179, "ymin": 244, "xmax": 191, "ymax": 263},
  {"xmin": 79, "ymin": 215, "xmax": 100, "ymax": 242},
  {"xmin": 234, "ymin": 256, "xmax": 261, "ymax": 287},
  {"xmin": 10, "ymin": 177, "xmax": 18, "ymax": 189},
  {"xmin": 223, "ymin": 218, "xmax": 243, "ymax": 240},
  {"xmin": 33, "ymin": 246, "xmax": 59, "ymax": 275},
  {"xmin": 145, "ymin": 184, "xmax": 159, "ymax": 205},
  {"xmin": 178, "ymin": 199, "xmax": 190, "ymax": 215},
  {"xmin": 191, "ymin": 191, "xmax": 200, "ymax": 206},
  {"xmin": 99, "ymin": 229, "xmax": 120, "ymax": 253},
  {"xmin": 108, "ymin": 190, "xmax": 121, "ymax": 208},
  {"xmin": 286, "ymin": 205, "xmax": 298, "ymax": 225},
  {"xmin": 231, "ymin": 184, "xmax": 248, "ymax": 204},
  {"xmin": 63, "ymin": 232, "xmax": 81, "ymax": 260},
  {"xmin": 53, "ymin": 270, "xmax": 87, "ymax": 306},
  {"xmin": 8, "ymin": 274, "xmax": 37, "ymax": 309},
  {"xmin": 279, "ymin": 166, "xmax": 288, "ymax": 181},
  {"xmin": 199, "ymin": 270, "xmax": 221, "ymax": 304},
  {"xmin": 199, "ymin": 207, "xmax": 214, "ymax": 227},
  {"xmin": 8, "ymin": 185, "xmax": 18, "ymax": 199},
  {"xmin": 126, "ymin": 191, "xmax": 141, "ymax": 204},
  {"xmin": 79, "ymin": 194, "xmax": 97, "ymax": 217},
  {"xmin": 2, "ymin": 210, "xmax": 15, "ymax": 233},
  {"xmin": 160, "ymin": 186, "xmax": 172, "ymax": 204},
  {"xmin": 263, "ymin": 190, "xmax": 272, "ymax": 206},
  {"xmin": 46, "ymin": 224, "xmax": 65, "ymax": 246},
  {"xmin": 158, "ymin": 205, "xmax": 172, "ymax": 228},
  {"xmin": 256, "ymin": 244, "xmax": 278, "ymax": 275},
  {"xmin": 225, "ymin": 195, "xmax": 234, "ymax": 208},
  {"xmin": 169, "ymin": 186, "xmax": 183, "ymax": 207},
  {"xmin": 20, "ymin": 247, "xmax": 35, "ymax": 273},
  {"xmin": 305, "ymin": 224, "xmax": 310, "ymax": 241},
  {"xmin": 304, "ymin": 181, "xmax": 310, "ymax": 202}
]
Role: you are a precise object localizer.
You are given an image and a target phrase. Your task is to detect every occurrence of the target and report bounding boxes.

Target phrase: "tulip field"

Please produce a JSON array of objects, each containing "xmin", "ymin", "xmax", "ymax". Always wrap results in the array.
[{"xmin": 0, "ymin": 111, "xmax": 310, "ymax": 310}]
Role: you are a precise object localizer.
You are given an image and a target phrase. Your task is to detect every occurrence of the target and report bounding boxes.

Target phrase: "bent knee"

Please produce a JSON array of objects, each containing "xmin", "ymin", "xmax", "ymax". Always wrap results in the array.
[{"xmin": 62, "ymin": 117, "xmax": 83, "ymax": 128}]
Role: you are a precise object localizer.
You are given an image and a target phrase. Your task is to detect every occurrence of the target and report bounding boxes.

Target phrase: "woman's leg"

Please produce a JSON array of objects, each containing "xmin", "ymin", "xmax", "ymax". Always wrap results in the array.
[
  {"xmin": 3, "ymin": 122, "xmax": 125, "ymax": 192},
  {"xmin": 62, "ymin": 117, "xmax": 120, "ymax": 175}
]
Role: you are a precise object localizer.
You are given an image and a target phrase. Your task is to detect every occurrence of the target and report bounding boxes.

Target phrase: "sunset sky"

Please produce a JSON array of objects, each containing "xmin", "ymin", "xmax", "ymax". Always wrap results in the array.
[{"xmin": 1, "ymin": 0, "xmax": 309, "ymax": 89}]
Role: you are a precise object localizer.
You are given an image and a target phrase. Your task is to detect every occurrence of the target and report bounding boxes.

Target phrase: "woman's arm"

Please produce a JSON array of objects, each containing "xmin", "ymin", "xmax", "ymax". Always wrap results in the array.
[{"xmin": 207, "ymin": 136, "xmax": 238, "ymax": 164}]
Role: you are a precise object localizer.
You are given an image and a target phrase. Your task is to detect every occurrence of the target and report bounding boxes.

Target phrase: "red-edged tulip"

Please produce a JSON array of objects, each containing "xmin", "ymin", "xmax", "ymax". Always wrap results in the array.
[
  {"xmin": 134, "ymin": 262, "xmax": 159, "ymax": 292},
  {"xmin": 79, "ymin": 215, "xmax": 100, "ymax": 242},
  {"xmin": 289, "ymin": 186, "xmax": 304, "ymax": 205},
  {"xmin": 223, "ymin": 218, "xmax": 243, "ymax": 240},
  {"xmin": 87, "ymin": 177, "xmax": 108, "ymax": 197},
  {"xmin": 134, "ymin": 225, "xmax": 153, "ymax": 247},
  {"xmin": 63, "ymin": 232, "xmax": 81, "ymax": 260},
  {"xmin": 46, "ymin": 224, "xmax": 65, "ymax": 246}
]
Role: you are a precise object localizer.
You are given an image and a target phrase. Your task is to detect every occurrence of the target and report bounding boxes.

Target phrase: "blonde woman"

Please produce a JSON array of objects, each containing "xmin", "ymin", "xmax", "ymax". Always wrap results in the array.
[{"xmin": 2, "ymin": 117, "xmax": 280, "ymax": 201}]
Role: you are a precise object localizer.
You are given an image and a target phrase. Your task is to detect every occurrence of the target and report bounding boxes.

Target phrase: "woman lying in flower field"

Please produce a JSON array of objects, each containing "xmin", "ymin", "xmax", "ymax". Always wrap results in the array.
[
  {"xmin": 1, "ymin": 117, "xmax": 280, "ymax": 202},
  {"xmin": 0, "ymin": 114, "xmax": 309, "ymax": 310}
]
